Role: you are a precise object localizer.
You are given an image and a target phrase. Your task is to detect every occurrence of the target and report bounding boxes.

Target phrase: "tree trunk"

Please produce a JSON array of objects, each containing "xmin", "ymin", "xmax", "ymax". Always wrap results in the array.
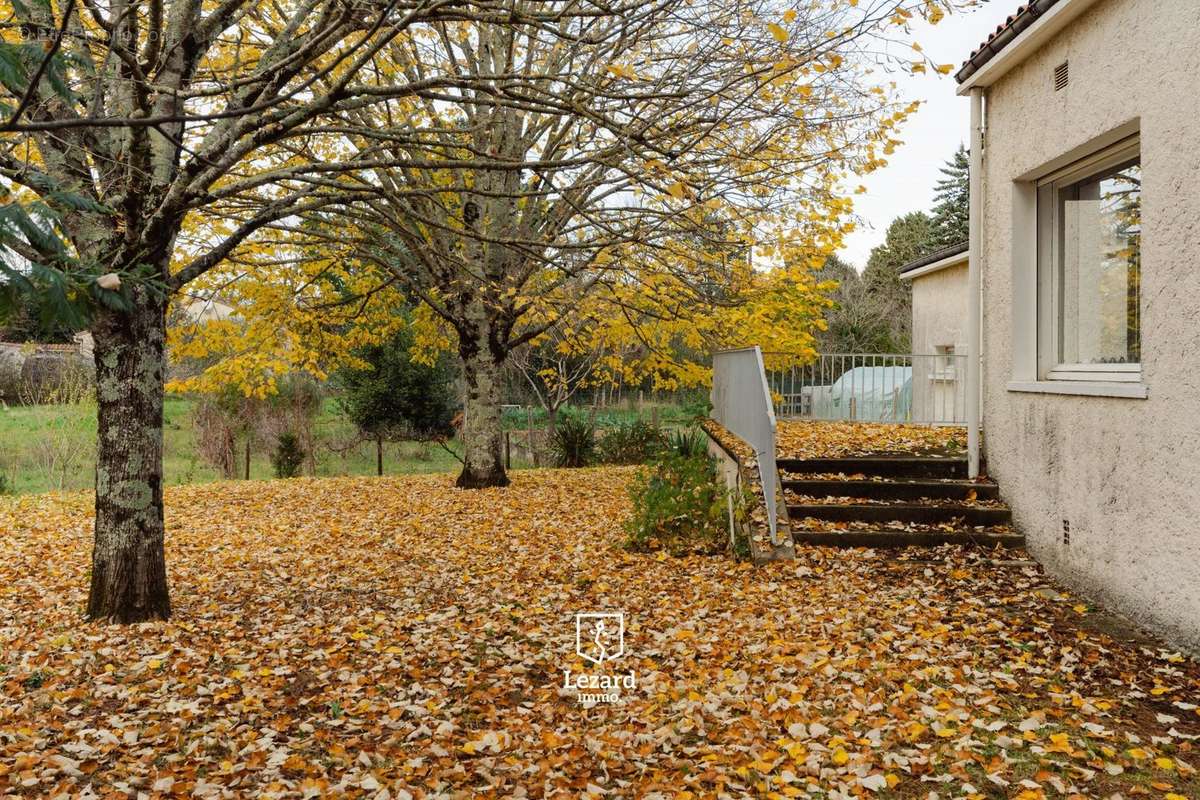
[
  {"xmin": 546, "ymin": 405, "xmax": 558, "ymax": 436},
  {"xmin": 376, "ymin": 435, "xmax": 384, "ymax": 476},
  {"xmin": 88, "ymin": 289, "xmax": 171, "ymax": 623},
  {"xmin": 456, "ymin": 344, "xmax": 509, "ymax": 488}
]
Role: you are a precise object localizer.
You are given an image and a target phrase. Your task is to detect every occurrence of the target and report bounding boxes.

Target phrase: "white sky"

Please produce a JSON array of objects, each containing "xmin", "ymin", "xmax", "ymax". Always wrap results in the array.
[{"xmin": 837, "ymin": 2, "xmax": 1016, "ymax": 269}]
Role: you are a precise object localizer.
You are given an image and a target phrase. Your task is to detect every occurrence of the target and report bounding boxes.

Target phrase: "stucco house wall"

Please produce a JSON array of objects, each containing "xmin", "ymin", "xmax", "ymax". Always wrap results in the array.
[
  {"xmin": 911, "ymin": 262, "xmax": 968, "ymax": 357},
  {"xmin": 909, "ymin": 261, "xmax": 968, "ymax": 423},
  {"xmin": 979, "ymin": 0, "xmax": 1200, "ymax": 647}
]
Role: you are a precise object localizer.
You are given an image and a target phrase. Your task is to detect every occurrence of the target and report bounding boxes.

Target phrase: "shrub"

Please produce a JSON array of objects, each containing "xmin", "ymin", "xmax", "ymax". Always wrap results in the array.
[
  {"xmin": 596, "ymin": 420, "xmax": 666, "ymax": 464},
  {"xmin": 550, "ymin": 414, "xmax": 596, "ymax": 468},
  {"xmin": 193, "ymin": 390, "xmax": 248, "ymax": 479},
  {"xmin": 336, "ymin": 324, "xmax": 457, "ymax": 445},
  {"xmin": 625, "ymin": 450, "xmax": 728, "ymax": 555},
  {"xmin": 271, "ymin": 432, "xmax": 307, "ymax": 478},
  {"xmin": 19, "ymin": 365, "xmax": 94, "ymax": 490}
]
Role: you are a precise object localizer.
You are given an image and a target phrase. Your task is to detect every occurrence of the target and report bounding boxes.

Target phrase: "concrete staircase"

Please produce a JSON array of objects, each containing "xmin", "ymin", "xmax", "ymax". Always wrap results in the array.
[{"xmin": 779, "ymin": 454, "xmax": 1023, "ymax": 548}]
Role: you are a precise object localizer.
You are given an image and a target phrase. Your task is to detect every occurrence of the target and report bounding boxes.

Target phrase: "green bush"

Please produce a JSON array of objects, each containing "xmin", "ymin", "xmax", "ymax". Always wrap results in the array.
[
  {"xmin": 336, "ymin": 324, "xmax": 457, "ymax": 443},
  {"xmin": 625, "ymin": 450, "xmax": 728, "ymax": 555},
  {"xmin": 550, "ymin": 414, "xmax": 596, "ymax": 468},
  {"xmin": 271, "ymin": 432, "xmax": 307, "ymax": 478},
  {"xmin": 596, "ymin": 420, "xmax": 666, "ymax": 464}
]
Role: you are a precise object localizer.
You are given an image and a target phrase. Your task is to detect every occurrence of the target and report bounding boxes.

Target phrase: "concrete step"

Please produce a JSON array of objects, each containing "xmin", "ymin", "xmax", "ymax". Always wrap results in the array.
[
  {"xmin": 777, "ymin": 456, "xmax": 967, "ymax": 479},
  {"xmin": 781, "ymin": 478, "xmax": 998, "ymax": 502},
  {"xmin": 787, "ymin": 502, "xmax": 1012, "ymax": 527}
]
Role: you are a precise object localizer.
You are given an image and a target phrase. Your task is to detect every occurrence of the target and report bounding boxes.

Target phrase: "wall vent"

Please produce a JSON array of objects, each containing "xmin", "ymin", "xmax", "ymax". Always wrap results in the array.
[
  {"xmin": 1062, "ymin": 519, "xmax": 1071, "ymax": 545},
  {"xmin": 1053, "ymin": 61, "xmax": 1069, "ymax": 91}
]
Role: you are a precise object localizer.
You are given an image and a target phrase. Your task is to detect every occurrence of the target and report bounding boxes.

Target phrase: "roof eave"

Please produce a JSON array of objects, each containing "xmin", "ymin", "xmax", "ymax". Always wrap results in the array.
[
  {"xmin": 955, "ymin": 0, "xmax": 1103, "ymax": 95},
  {"xmin": 899, "ymin": 251, "xmax": 969, "ymax": 282}
]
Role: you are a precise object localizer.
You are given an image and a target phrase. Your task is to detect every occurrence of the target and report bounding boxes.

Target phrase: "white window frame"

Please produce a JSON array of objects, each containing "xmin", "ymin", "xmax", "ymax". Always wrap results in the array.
[
  {"xmin": 931, "ymin": 344, "xmax": 958, "ymax": 382},
  {"xmin": 1035, "ymin": 136, "xmax": 1141, "ymax": 384}
]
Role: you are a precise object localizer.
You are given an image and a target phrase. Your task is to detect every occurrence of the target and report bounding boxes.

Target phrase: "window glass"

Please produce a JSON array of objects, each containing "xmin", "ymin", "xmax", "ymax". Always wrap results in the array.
[{"xmin": 1057, "ymin": 159, "xmax": 1141, "ymax": 365}]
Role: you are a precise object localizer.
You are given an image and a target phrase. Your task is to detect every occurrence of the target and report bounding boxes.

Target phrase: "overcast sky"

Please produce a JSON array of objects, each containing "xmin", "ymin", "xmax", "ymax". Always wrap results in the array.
[{"xmin": 837, "ymin": 2, "xmax": 1016, "ymax": 269}]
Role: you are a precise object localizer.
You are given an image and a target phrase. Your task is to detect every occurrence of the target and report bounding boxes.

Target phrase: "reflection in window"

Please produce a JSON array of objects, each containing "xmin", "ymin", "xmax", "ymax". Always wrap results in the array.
[{"xmin": 1057, "ymin": 160, "xmax": 1141, "ymax": 365}]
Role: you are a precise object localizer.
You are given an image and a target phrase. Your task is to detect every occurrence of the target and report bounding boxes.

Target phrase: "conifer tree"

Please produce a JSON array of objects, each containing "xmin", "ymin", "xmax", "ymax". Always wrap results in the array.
[{"xmin": 929, "ymin": 145, "xmax": 970, "ymax": 249}]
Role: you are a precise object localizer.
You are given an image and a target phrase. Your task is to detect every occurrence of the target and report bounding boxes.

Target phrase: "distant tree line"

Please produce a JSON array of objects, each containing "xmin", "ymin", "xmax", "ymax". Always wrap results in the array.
[{"xmin": 816, "ymin": 145, "xmax": 969, "ymax": 354}]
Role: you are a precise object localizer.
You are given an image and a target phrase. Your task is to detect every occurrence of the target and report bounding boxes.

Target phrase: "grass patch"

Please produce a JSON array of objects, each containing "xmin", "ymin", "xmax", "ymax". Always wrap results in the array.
[
  {"xmin": 0, "ymin": 396, "xmax": 479, "ymax": 494},
  {"xmin": 0, "ymin": 396, "xmax": 692, "ymax": 495}
]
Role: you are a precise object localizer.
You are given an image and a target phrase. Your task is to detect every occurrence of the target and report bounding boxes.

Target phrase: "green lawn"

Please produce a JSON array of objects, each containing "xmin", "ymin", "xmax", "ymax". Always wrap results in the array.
[{"xmin": 0, "ymin": 395, "xmax": 691, "ymax": 495}]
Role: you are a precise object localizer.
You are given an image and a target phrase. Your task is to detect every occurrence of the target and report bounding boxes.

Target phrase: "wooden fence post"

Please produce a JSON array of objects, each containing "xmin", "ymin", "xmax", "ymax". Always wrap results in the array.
[{"xmin": 527, "ymin": 408, "xmax": 538, "ymax": 467}]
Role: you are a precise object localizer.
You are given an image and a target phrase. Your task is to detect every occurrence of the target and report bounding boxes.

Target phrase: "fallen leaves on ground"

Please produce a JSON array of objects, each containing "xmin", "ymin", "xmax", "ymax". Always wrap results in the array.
[
  {"xmin": 1, "ymin": 469, "xmax": 1198, "ymax": 798},
  {"xmin": 777, "ymin": 421, "xmax": 966, "ymax": 460}
]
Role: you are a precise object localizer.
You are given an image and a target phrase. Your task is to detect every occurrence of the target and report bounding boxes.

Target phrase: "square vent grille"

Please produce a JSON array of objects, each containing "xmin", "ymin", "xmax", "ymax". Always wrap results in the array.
[{"xmin": 1054, "ymin": 61, "xmax": 1069, "ymax": 91}]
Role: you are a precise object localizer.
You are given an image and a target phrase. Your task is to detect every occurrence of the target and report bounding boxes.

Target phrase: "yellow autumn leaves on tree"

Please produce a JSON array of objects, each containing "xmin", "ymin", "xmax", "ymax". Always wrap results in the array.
[{"xmin": 160, "ymin": 0, "xmax": 955, "ymax": 406}]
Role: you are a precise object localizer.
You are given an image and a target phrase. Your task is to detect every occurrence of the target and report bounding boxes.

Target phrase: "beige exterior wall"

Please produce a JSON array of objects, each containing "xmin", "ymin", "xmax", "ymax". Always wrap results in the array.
[
  {"xmin": 979, "ymin": 0, "xmax": 1200, "ymax": 647},
  {"xmin": 909, "ymin": 261, "xmax": 968, "ymax": 423}
]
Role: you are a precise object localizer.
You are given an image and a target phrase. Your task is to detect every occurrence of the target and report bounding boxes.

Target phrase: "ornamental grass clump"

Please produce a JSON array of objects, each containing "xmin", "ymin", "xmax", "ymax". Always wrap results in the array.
[{"xmin": 550, "ymin": 414, "xmax": 596, "ymax": 468}]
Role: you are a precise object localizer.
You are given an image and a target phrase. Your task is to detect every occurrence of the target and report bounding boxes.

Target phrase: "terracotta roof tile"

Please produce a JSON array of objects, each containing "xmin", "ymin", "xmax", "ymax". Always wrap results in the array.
[{"xmin": 955, "ymin": 0, "xmax": 1062, "ymax": 84}]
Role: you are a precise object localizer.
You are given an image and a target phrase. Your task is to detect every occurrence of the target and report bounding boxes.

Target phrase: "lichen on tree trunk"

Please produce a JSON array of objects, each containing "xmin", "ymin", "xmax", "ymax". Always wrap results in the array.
[
  {"xmin": 87, "ymin": 289, "xmax": 171, "ymax": 622},
  {"xmin": 456, "ymin": 342, "xmax": 509, "ymax": 489}
]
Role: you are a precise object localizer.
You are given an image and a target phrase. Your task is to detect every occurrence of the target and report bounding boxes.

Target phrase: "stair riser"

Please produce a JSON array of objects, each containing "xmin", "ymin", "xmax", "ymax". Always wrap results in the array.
[
  {"xmin": 782, "ymin": 480, "xmax": 998, "ymax": 501},
  {"xmin": 788, "ymin": 504, "xmax": 1012, "ymax": 526},
  {"xmin": 777, "ymin": 457, "xmax": 967, "ymax": 479}
]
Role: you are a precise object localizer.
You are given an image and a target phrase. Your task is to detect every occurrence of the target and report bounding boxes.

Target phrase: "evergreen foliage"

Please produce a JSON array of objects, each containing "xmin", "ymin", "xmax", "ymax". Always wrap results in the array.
[
  {"xmin": 595, "ymin": 420, "xmax": 666, "ymax": 465},
  {"xmin": 813, "ymin": 254, "xmax": 904, "ymax": 354},
  {"xmin": 625, "ymin": 449, "xmax": 728, "ymax": 555},
  {"xmin": 928, "ymin": 145, "xmax": 970, "ymax": 249},
  {"xmin": 270, "ymin": 433, "xmax": 307, "ymax": 478},
  {"xmin": 335, "ymin": 325, "xmax": 458, "ymax": 443}
]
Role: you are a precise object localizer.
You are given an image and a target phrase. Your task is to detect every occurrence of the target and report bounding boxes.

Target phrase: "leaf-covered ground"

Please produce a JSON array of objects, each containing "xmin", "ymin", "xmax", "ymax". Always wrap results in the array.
[
  {"xmin": 777, "ymin": 422, "xmax": 967, "ymax": 460},
  {"xmin": 1, "ymin": 469, "xmax": 1198, "ymax": 799}
]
